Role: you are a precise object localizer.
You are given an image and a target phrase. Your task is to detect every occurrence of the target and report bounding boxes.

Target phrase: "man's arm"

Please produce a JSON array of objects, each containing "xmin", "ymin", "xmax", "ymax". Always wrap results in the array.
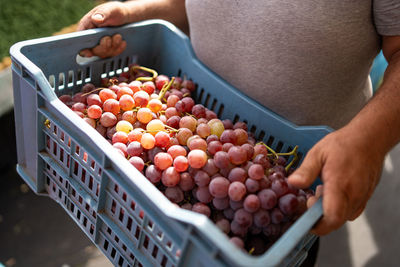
[{"xmin": 288, "ymin": 35, "xmax": 400, "ymax": 235}]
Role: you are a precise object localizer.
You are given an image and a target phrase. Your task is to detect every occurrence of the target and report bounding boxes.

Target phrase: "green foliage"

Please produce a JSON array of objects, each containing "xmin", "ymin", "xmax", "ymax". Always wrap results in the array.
[{"xmin": 0, "ymin": 0, "xmax": 96, "ymax": 59}]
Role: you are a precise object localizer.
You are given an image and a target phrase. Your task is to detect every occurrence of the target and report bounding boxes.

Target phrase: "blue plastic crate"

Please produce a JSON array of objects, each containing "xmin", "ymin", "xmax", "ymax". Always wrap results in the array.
[{"xmin": 10, "ymin": 20, "xmax": 331, "ymax": 267}]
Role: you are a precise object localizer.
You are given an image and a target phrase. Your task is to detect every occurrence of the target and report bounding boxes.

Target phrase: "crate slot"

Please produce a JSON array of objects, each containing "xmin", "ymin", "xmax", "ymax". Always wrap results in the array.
[{"xmin": 217, "ymin": 103, "xmax": 224, "ymax": 118}]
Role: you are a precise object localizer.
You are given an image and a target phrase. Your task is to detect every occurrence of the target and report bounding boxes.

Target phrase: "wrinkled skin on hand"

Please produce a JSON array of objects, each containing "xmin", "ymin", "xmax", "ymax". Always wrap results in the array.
[{"xmin": 288, "ymin": 125, "xmax": 384, "ymax": 236}]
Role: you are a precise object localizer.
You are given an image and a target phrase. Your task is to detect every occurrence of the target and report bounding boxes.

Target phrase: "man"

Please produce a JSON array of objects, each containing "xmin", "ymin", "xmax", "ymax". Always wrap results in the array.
[{"xmin": 77, "ymin": 0, "xmax": 400, "ymax": 239}]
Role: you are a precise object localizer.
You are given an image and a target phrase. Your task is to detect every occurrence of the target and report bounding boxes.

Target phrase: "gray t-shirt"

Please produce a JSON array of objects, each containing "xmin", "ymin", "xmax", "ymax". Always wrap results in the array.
[{"xmin": 186, "ymin": 0, "xmax": 400, "ymax": 129}]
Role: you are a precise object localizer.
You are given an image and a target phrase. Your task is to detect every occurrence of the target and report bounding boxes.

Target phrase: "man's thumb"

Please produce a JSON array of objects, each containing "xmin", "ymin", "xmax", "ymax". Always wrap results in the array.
[
  {"xmin": 91, "ymin": 12, "xmax": 106, "ymax": 25},
  {"xmin": 288, "ymin": 150, "xmax": 322, "ymax": 189}
]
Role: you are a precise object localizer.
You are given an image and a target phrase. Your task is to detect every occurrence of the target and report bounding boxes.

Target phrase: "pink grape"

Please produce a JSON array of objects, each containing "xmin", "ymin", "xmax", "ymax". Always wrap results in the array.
[
  {"xmin": 100, "ymin": 112, "xmax": 117, "ymax": 127},
  {"xmin": 179, "ymin": 116, "xmax": 197, "ymax": 132},
  {"xmin": 155, "ymin": 75, "xmax": 169, "ymax": 90},
  {"xmin": 187, "ymin": 137, "xmax": 207, "ymax": 152},
  {"xmin": 87, "ymin": 105, "xmax": 102, "ymax": 119},
  {"xmin": 258, "ymin": 189, "xmax": 277, "ymax": 210},
  {"xmin": 191, "ymin": 202, "xmax": 211, "ymax": 217},
  {"xmin": 167, "ymin": 94, "xmax": 180, "ymax": 107},
  {"xmin": 241, "ymin": 143, "xmax": 254, "ymax": 160},
  {"xmin": 222, "ymin": 142, "xmax": 234, "ymax": 152},
  {"xmin": 113, "ymin": 142, "xmax": 127, "ymax": 157},
  {"xmin": 82, "ymin": 83, "xmax": 95, "ymax": 93},
  {"xmin": 187, "ymin": 149, "xmax": 207, "ymax": 169},
  {"xmin": 209, "ymin": 177, "xmax": 230, "ymax": 198},
  {"xmin": 119, "ymin": 94, "xmax": 135, "ymax": 111},
  {"xmin": 181, "ymin": 97, "xmax": 195, "ymax": 112},
  {"xmin": 196, "ymin": 186, "xmax": 213, "ymax": 203},
  {"xmin": 243, "ymin": 194, "xmax": 261, "ymax": 213},
  {"xmin": 234, "ymin": 128, "xmax": 248, "ymax": 145},
  {"xmin": 228, "ymin": 167, "xmax": 247, "ymax": 183},
  {"xmin": 245, "ymin": 178, "xmax": 260, "ymax": 193},
  {"xmin": 154, "ymin": 152, "xmax": 173, "ymax": 170},
  {"xmin": 194, "ymin": 170, "xmax": 211, "ymax": 187},
  {"xmin": 271, "ymin": 179, "xmax": 289, "ymax": 197},
  {"xmin": 86, "ymin": 94, "xmax": 102, "ymax": 107},
  {"xmin": 196, "ymin": 123, "xmax": 211, "ymax": 138},
  {"xmin": 248, "ymin": 164, "xmax": 265, "ymax": 180},
  {"xmin": 103, "ymin": 99, "xmax": 120, "ymax": 115},
  {"xmin": 230, "ymin": 237, "xmax": 245, "ymax": 249},
  {"xmin": 179, "ymin": 172, "xmax": 195, "ymax": 191},
  {"xmin": 173, "ymin": 155, "xmax": 189, "ymax": 172},
  {"xmin": 141, "ymin": 81, "xmax": 155, "ymax": 94},
  {"xmin": 129, "ymin": 156, "xmax": 144, "ymax": 172},
  {"xmin": 229, "ymin": 199, "xmax": 244, "ymax": 210},
  {"xmin": 71, "ymin": 102, "xmax": 86, "ymax": 113},
  {"xmin": 145, "ymin": 165, "xmax": 162, "ymax": 184},
  {"xmin": 128, "ymin": 80, "xmax": 142, "ymax": 93},
  {"xmin": 270, "ymin": 208, "xmax": 284, "ymax": 224},
  {"xmin": 117, "ymin": 86, "xmax": 134, "ymax": 99},
  {"xmin": 167, "ymin": 145, "xmax": 187, "ymax": 159},
  {"xmin": 228, "ymin": 146, "xmax": 247, "ymax": 165},
  {"xmin": 166, "ymin": 115, "xmax": 180, "ymax": 128},
  {"xmin": 212, "ymin": 197, "xmax": 230, "ymax": 210},
  {"xmin": 192, "ymin": 104, "xmax": 206, "ymax": 118},
  {"xmin": 216, "ymin": 218, "xmax": 231, "ymax": 234},
  {"xmin": 201, "ymin": 159, "xmax": 219, "ymax": 176},
  {"xmin": 233, "ymin": 208, "xmax": 253, "ymax": 228},
  {"xmin": 141, "ymin": 133, "xmax": 156, "ymax": 149},
  {"xmin": 133, "ymin": 90, "xmax": 150, "ymax": 107},
  {"xmin": 253, "ymin": 209, "xmax": 271, "ymax": 228},
  {"xmin": 278, "ymin": 193, "xmax": 299, "ymax": 216},
  {"xmin": 165, "ymin": 187, "xmax": 184, "ymax": 203},
  {"xmin": 112, "ymin": 131, "xmax": 128, "ymax": 144},
  {"xmin": 161, "ymin": 167, "xmax": 180, "ymax": 187},
  {"xmin": 233, "ymin": 121, "xmax": 248, "ymax": 131},
  {"xmin": 72, "ymin": 92, "xmax": 87, "ymax": 103},
  {"xmin": 207, "ymin": 141, "xmax": 223, "ymax": 155},
  {"xmin": 220, "ymin": 129, "xmax": 237, "ymax": 144},
  {"xmin": 228, "ymin": 181, "xmax": 247, "ymax": 201},
  {"xmin": 176, "ymin": 128, "xmax": 193, "ymax": 146},
  {"xmin": 127, "ymin": 141, "xmax": 143, "ymax": 157},
  {"xmin": 222, "ymin": 119, "xmax": 233, "ymax": 129},
  {"xmin": 213, "ymin": 151, "xmax": 230, "ymax": 169}
]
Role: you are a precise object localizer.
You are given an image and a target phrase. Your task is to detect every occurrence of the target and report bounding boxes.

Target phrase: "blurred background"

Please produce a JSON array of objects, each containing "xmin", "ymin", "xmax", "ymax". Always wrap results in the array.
[{"xmin": 0, "ymin": 0, "xmax": 397, "ymax": 267}]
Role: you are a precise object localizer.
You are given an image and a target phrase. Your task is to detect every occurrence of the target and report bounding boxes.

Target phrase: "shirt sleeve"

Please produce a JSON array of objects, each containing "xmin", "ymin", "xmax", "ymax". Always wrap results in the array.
[{"xmin": 373, "ymin": 0, "xmax": 400, "ymax": 36}]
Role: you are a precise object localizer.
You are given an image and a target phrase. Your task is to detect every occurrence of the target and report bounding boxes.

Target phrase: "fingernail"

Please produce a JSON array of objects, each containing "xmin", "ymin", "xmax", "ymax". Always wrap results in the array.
[{"xmin": 92, "ymin": 13, "xmax": 104, "ymax": 21}]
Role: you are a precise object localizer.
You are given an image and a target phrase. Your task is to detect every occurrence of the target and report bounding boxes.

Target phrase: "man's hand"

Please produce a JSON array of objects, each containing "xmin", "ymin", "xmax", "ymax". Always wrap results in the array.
[
  {"xmin": 76, "ymin": 0, "xmax": 188, "ymax": 59},
  {"xmin": 77, "ymin": 1, "xmax": 130, "ymax": 58},
  {"xmin": 288, "ymin": 126, "xmax": 384, "ymax": 235}
]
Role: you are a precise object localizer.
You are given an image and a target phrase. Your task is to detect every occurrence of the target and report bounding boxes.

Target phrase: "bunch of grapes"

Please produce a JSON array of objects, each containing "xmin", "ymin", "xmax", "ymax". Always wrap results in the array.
[{"xmin": 59, "ymin": 65, "xmax": 315, "ymax": 255}]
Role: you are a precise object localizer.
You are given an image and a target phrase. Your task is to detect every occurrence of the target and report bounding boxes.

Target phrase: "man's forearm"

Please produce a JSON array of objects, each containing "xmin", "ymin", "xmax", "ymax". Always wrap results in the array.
[
  {"xmin": 124, "ymin": 0, "xmax": 188, "ymax": 33},
  {"xmin": 345, "ymin": 47, "xmax": 400, "ymax": 157}
]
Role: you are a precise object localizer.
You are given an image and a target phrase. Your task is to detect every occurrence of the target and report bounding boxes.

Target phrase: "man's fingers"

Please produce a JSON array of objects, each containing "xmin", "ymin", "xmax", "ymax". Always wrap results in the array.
[
  {"xmin": 111, "ymin": 40, "xmax": 127, "ymax": 57},
  {"xmin": 311, "ymin": 181, "xmax": 350, "ymax": 235},
  {"xmin": 288, "ymin": 149, "xmax": 322, "ymax": 189},
  {"xmin": 79, "ymin": 49, "xmax": 94, "ymax": 58},
  {"xmin": 112, "ymin": 34, "xmax": 123, "ymax": 47}
]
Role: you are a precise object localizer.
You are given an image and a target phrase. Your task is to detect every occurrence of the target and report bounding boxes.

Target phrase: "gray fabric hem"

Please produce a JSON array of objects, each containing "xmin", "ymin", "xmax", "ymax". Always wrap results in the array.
[{"xmin": 376, "ymin": 26, "xmax": 400, "ymax": 36}]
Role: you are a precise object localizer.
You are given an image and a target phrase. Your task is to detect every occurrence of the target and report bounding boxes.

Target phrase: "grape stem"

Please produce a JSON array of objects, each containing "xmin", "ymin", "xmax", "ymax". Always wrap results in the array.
[
  {"xmin": 164, "ymin": 124, "xmax": 179, "ymax": 133},
  {"xmin": 158, "ymin": 77, "xmax": 176, "ymax": 101},
  {"xmin": 132, "ymin": 66, "xmax": 158, "ymax": 82},
  {"xmin": 81, "ymin": 87, "xmax": 108, "ymax": 97},
  {"xmin": 248, "ymin": 247, "xmax": 255, "ymax": 255},
  {"xmin": 256, "ymin": 142, "xmax": 299, "ymax": 172}
]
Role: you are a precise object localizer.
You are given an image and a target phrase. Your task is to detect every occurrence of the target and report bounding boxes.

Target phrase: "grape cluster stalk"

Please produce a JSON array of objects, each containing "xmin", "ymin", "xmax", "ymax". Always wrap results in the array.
[{"xmin": 59, "ymin": 65, "xmax": 315, "ymax": 255}]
